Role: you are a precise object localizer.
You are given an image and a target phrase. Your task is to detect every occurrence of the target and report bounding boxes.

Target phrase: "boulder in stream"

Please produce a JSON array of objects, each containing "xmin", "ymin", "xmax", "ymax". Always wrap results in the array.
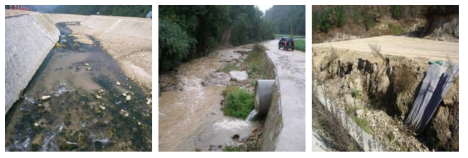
[
  {"xmin": 41, "ymin": 95, "xmax": 51, "ymax": 100},
  {"xmin": 229, "ymin": 71, "xmax": 248, "ymax": 81}
]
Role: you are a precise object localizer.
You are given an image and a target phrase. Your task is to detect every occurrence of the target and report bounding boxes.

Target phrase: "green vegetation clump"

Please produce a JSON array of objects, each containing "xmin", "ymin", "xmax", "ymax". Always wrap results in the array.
[
  {"xmin": 223, "ymin": 143, "xmax": 262, "ymax": 151},
  {"xmin": 352, "ymin": 90, "xmax": 360, "ymax": 100},
  {"xmin": 389, "ymin": 23, "xmax": 405, "ymax": 34},
  {"xmin": 53, "ymin": 5, "xmax": 152, "ymax": 18},
  {"xmin": 223, "ymin": 145, "xmax": 244, "ymax": 151},
  {"xmin": 245, "ymin": 44, "xmax": 266, "ymax": 77},
  {"xmin": 390, "ymin": 5, "xmax": 403, "ymax": 19},
  {"xmin": 294, "ymin": 40, "xmax": 305, "ymax": 52},
  {"xmin": 346, "ymin": 106, "xmax": 372, "ymax": 134},
  {"xmin": 223, "ymin": 88, "xmax": 255, "ymax": 119}
]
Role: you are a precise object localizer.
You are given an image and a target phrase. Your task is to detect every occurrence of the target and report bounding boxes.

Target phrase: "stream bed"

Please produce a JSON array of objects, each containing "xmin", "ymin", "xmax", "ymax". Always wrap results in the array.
[{"xmin": 5, "ymin": 22, "xmax": 152, "ymax": 151}]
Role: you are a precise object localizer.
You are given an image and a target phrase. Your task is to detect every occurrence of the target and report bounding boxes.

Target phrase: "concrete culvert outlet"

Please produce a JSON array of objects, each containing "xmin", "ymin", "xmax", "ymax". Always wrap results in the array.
[{"xmin": 254, "ymin": 80, "xmax": 275, "ymax": 117}]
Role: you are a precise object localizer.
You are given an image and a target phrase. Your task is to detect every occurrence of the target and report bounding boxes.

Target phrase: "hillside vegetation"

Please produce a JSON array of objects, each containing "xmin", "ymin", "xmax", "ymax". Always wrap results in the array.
[
  {"xmin": 159, "ymin": 5, "xmax": 276, "ymax": 71},
  {"xmin": 53, "ymin": 5, "xmax": 151, "ymax": 18},
  {"xmin": 264, "ymin": 5, "xmax": 306, "ymax": 36},
  {"xmin": 312, "ymin": 5, "xmax": 459, "ymax": 43}
]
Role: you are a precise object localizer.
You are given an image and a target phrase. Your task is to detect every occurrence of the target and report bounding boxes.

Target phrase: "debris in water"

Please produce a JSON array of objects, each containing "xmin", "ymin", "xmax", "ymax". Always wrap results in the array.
[
  {"xmin": 120, "ymin": 109, "xmax": 129, "ymax": 117},
  {"xmin": 41, "ymin": 96, "xmax": 51, "ymax": 100},
  {"xmin": 146, "ymin": 98, "xmax": 152, "ymax": 105}
]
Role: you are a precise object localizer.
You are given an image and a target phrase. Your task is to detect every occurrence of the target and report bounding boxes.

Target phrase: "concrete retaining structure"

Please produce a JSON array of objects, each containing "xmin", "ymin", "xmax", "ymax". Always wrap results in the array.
[
  {"xmin": 5, "ymin": 14, "xmax": 60, "ymax": 113},
  {"xmin": 314, "ymin": 82, "xmax": 384, "ymax": 151},
  {"xmin": 260, "ymin": 52, "xmax": 283, "ymax": 151}
]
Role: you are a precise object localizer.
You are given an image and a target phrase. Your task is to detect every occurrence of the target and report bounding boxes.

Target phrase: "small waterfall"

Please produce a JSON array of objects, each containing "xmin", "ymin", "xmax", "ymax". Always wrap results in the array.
[{"xmin": 245, "ymin": 109, "xmax": 257, "ymax": 122}]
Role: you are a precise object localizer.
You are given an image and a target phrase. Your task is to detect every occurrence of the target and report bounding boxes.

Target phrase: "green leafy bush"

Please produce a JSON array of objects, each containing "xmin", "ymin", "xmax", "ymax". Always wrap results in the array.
[
  {"xmin": 223, "ymin": 88, "xmax": 255, "ymax": 119},
  {"xmin": 389, "ymin": 23, "xmax": 405, "ymax": 34},
  {"xmin": 159, "ymin": 18, "xmax": 195, "ymax": 71},
  {"xmin": 390, "ymin": 5, "xmax": 403, "ymax": 19}
]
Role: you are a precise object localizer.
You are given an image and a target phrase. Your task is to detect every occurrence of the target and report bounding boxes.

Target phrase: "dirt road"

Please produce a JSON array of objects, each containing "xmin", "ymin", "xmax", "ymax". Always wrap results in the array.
[
  {"xmin": 313, "ymin": 35, "xmax": 459, "ymax": 62},
  {"xmin": 264, "ymin": 40, "xmax": 306, "ymax": 151}
]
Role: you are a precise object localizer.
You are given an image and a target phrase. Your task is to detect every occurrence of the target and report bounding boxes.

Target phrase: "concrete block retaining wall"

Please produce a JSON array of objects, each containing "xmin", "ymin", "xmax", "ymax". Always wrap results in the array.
[{"xmin": 5, "ymin": 14, "xmax": 60, "ymax": 113}]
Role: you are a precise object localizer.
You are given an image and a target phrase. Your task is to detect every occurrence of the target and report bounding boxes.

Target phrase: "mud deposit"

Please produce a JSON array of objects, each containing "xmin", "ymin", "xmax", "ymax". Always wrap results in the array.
[{"xmin": 5, "ymin": 22, "xmax": 152, "ymax": 151}]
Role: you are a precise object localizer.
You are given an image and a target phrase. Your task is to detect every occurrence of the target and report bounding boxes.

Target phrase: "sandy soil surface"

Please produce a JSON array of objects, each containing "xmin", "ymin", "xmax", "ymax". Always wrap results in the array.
[
  {"xmin": 263, "ymin": 40, "xmax": 306, "ymax": 151},
  {"xmin": 67, "ymin": 21, "xmax": 152, "ymax": 90},
  {"xmin": 313, "ymin": 35, "xmax": 459, "ymax": 62},
  {"xmin": 5, "ymin": 10, "xmax": 33, "ymax": 17}
]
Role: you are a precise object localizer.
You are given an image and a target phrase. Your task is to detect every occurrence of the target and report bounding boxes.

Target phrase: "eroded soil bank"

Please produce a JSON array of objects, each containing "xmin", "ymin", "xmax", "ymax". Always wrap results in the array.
[
  {"xmin": 5, "ymin": 22, "xmax": 152, "ymax": 151},
  {"xmin": 312, "ymin": 40, "xmax": 459, "ymax": 151}
]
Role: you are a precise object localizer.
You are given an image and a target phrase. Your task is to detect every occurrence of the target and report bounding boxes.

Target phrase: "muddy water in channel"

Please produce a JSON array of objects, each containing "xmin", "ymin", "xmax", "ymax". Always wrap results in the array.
[
  {"xmin": 5, "ymin": 22, "xmax": 152, "ymax": 151},
  {"xmin": 159, "ymin": 48, "xmax": 260, "ymax": 151}
]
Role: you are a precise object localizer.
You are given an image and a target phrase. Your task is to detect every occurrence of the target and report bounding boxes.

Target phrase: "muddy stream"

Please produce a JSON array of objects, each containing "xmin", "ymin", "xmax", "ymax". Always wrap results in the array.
[
  {"xmin": 5, "ymin": 22, "xmax": 152, "ymax": 151},
  {"xmin": 159, "ymin": 48, "xmax": 260, "ymax": 151}
]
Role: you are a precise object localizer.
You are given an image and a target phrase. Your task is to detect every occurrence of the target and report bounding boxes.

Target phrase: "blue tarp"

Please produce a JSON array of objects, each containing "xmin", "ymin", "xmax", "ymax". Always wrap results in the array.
[{"xmin": 405, "ymin": 62, "xmax": 459, "ymax": 135}]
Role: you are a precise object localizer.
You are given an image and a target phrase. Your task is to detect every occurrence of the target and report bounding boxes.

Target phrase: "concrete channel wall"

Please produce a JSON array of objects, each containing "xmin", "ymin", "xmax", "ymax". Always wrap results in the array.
[
  {"xmin": 5, "ymin": 14, "xmax": 60, "ymax": 113},
  {"xmin": 314, "ymin": 82, "xmax": 384, "ymax": 151},
  {"xmin": 261, "ymin": 52, "xmax": 283, "ymax": 151}
]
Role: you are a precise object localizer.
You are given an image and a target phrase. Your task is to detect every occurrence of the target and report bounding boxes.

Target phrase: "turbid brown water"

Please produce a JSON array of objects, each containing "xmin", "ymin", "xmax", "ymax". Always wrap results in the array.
[
  {"xmin": 159, "ymin": 47, "xmax": 260, "ymax": 151},
  {"xmin": 5, "ymin": 22, "xmax": 152, "ymax": 151}
]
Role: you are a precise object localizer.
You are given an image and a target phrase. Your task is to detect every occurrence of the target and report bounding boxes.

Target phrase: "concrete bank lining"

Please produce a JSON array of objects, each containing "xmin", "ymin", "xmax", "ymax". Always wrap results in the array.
[
  {"xmin": 5, "ymin": 14, "xmax": 60, "ymax": 113},
  {"xmin": 262, "ymin": 40, "xmax": 306, "ymax": 151},
  {"xmin": 314, "ymin": 82, "xmax": 384, "ymax": 151},
  {"xmin": 261, "ymin": 51, "xmax": 283, "ymax": 151}
]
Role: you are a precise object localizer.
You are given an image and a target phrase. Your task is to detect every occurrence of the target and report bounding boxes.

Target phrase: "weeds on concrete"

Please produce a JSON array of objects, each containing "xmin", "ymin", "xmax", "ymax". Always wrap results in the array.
[
  {"xmin": 346, "ymin": 105, "xmax": 372, "ymax": 134},
  {"xmin": 312, "ymin": 96, "xmax": 364, "ymax": 151}
]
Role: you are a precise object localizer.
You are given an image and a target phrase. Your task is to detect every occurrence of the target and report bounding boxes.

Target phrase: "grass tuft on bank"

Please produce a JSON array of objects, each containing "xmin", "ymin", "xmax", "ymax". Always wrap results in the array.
[{"xmin": 222, "ymin": 86, "xmax": 254, "ymax": 119}]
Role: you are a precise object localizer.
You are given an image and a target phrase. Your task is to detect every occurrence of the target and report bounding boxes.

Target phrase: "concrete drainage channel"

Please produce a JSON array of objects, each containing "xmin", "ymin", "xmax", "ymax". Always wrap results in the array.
[{"xmin": 5, "ymin": 12, "xmax": 152, "ymax": 151}]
